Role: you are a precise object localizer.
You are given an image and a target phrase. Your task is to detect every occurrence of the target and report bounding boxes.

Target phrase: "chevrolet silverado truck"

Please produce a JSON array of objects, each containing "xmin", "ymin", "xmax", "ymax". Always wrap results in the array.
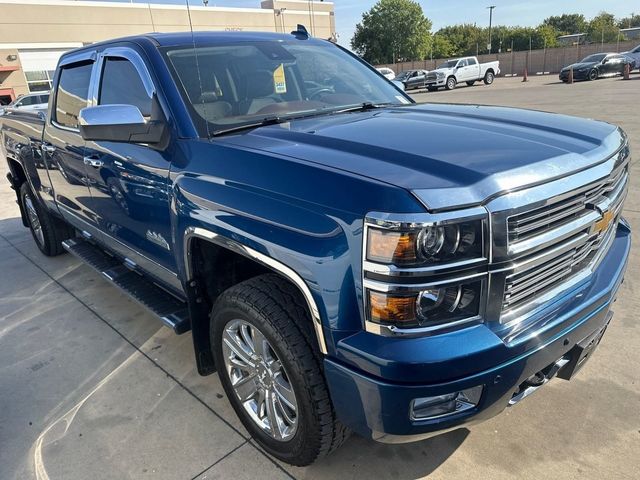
[
  {"xmin": 0, "ymin": 30, "xmax": 631, "ymax": 466},
  {"xmin": 425, "ymin": 56, "xmax": 499, "ymax": 90}
]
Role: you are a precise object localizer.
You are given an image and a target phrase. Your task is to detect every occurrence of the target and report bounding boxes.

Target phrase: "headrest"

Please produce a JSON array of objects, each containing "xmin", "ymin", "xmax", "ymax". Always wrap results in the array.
[{"xmin": 246, "ymin": 70, "xmax": 275, "ymax": 99}]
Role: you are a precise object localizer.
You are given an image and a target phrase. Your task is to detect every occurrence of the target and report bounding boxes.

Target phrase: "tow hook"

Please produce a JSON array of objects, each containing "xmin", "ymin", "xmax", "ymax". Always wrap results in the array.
[{"xmin": 508, "ymin": 357, "xmax": 570, "ymax": 406}]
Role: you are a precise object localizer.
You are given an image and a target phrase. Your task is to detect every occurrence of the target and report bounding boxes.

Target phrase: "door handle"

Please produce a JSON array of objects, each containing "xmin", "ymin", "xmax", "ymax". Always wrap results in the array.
[
  {"xmin": 41, "ymin": 144, "xmax": 56, "ymax": 155},
  {"xmin": 83, "ymin": 156, "xmax": 104, "ymax": 168}
]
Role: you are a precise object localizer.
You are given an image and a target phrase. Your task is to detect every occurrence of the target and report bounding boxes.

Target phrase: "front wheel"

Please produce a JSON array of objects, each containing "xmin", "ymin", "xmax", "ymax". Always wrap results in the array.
[
  {"xmin": 20, "ymin": 182, "xmax": 73, "ymax": 256},
  {"xmin": 210, "ymin": 274, "xmax": 348, "ymax": 466},
  {"xmin": 484, "ymin": 71, "xmax": 495, "ymax": 85},
  {"xmin": 588, "ymin": 69, "xmax": 598, "ymax": 81},
  {"xmin": 445, "ymin": 76, "xmax": 457, "ymax": 90}
]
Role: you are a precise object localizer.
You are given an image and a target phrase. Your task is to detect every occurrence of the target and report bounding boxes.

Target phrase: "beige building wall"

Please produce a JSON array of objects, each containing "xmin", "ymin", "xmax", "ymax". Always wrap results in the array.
[{"xmin": 0, "ymin": 0, "xmax": 335, "ymax": 102}]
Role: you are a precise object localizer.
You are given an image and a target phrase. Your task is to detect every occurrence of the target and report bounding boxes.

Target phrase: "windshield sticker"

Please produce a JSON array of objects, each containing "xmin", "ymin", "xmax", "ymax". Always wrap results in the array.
[
  {"xmin": 273, "ymin": 64, "xmax": 287, "ymax": 94},
  {"xmin": 396, "ymin": 95, "xmax": 410, "ymax": 104}
]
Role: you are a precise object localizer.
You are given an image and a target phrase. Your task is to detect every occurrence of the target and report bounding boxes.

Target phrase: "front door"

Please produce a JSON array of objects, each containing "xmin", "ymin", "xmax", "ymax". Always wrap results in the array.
[
  {"xmin": 81, "ymin": 48, "xmax": 179, "ymax": 290},
  {"xmin": 42, "ymin": 58, "xmax": 96, "ymax": 227}
]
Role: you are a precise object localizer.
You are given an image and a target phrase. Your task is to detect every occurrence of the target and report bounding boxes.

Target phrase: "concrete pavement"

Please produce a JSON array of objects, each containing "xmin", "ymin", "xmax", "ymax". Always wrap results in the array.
[{"xmin": 1, "ymin": 74, "xmax": 639, "ymax": 479}]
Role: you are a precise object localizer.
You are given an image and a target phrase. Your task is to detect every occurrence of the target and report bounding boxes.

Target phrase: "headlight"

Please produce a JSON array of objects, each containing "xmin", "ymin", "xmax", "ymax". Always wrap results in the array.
[
  {"xmin": 368, "ymin": 281, "xmax": 482, "ymax": 329},
  {"xmin": 363, "ymin": 209, "xmax": 488, "ymax": 334},
  {"xmin": 366, "ymin": 219, "xmax": 484, "ymax": 266},
  {"xmin": 436, "ymin": 72, "xmax": 445, "ymax": 78}
]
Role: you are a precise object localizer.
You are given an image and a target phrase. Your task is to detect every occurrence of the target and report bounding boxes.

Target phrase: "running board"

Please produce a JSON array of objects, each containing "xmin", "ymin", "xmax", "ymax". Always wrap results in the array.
[{"xmin": 62, "ymin": 238, "xmax": 190, "ymax": 334}]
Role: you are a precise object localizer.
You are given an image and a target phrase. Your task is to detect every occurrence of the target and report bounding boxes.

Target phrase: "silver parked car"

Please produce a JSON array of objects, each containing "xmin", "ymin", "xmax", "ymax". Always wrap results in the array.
[{"xmin": 0, "ymin": 92, "xmax": 50, "ymax": 116}]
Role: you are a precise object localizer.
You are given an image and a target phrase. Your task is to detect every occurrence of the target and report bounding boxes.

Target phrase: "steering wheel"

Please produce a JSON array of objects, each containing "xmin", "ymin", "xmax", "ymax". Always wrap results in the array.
[{"xmin": 309, "ymin": 88, "xmax": 334, "ymax": 101}]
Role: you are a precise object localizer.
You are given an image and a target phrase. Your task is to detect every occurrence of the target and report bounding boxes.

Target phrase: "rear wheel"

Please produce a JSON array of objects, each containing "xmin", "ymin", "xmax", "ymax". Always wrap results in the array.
[
  {"xmin": 484, "ymin": 71, "xmax": 495, "ymax": 85},
  {"xmin": 588, "ymin": 69, "xmax": 598, "ymax": 81},
  {"xmin": 446, "ymin": 76, "xmax": 457, "ymax": 90},
  {"xmin": 20, "ymin": 182, "xmax": 73, "ymax": 256},
  {"xmin": 210, "ymin": 274, "xmax": 348, "ymax": 466}
]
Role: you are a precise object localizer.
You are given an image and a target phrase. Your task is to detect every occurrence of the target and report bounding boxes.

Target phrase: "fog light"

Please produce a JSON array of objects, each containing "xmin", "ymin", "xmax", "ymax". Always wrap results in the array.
[{"xmin": 410, "ymin": 385, "xmax": 483, "ymax": 420}]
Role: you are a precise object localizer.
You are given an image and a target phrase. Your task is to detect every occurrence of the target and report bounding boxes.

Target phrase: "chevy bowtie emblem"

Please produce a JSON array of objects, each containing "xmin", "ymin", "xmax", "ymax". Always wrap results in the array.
[{"xmin": 593, "ymin": 209, "xmax": 614, "ymax": 235}]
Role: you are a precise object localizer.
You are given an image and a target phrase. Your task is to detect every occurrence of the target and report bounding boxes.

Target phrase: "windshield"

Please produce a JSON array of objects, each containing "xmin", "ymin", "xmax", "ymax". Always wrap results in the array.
[
  {"xmin": 438, "ymin": 60, "xmax": 458, "ymax": 69},
  {"xmin": 581, "ymin": 54, "xmax": 606, "ymax": 63},
  {"xmin": 163, "ymin": 39, "xmax": 410, "ymax": 136},
  {"xmin": 395, "ymin": 71, "xmax": 412, "ymax": 79}
]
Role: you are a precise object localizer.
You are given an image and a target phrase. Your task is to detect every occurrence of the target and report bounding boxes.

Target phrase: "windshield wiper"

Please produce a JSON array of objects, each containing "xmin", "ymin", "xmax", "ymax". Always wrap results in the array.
[
  {"xmin": 333, "ymin": 102, "xmax": 395, "ymax": 114},
  {"xmin": 211, "ymin": 116, "xmax": 286, "ymax": 137}
]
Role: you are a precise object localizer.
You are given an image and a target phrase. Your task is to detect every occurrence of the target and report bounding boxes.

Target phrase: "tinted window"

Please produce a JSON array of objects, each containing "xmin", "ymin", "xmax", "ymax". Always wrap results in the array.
[
  {"xmin": 164, "ymin": 40, "xmax": 408, "ymax": 135},
  {"xmin": 55, "ymin": 62, "xmax": 93, "ymax": 128},
  {"xmin": 468, "ymin": 58, "xmax": 478, "ymax": 65},
  {"xmin": 39, "ymin": 94, "xmax": 50, "ymax": 104},
  {"xmin": 99, "ymin": 57, "xmax": 152, "ymax": 116},
  {"xmin": 19, "ymin": 95, "xmax": 38, "ymax": 106}
]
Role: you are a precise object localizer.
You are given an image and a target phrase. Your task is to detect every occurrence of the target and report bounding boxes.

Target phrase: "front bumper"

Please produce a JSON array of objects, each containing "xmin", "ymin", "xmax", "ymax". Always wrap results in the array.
[
  {"xmin": 425, "ymin": 77, "xmax": 446, "ymax": 87},
  {"xmin": 559, "ymin": 70, "xmax": 590, "ymax": 81},
  {"xmin": 324, "ymin": 221, "xmax": 630, "ymax": 442}
]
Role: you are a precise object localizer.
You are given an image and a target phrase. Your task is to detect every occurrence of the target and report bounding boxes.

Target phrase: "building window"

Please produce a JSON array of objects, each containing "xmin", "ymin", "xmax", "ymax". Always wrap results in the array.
[{"xmin": 25, "ymin": 70, "xmax": 54, "ymax": 92}]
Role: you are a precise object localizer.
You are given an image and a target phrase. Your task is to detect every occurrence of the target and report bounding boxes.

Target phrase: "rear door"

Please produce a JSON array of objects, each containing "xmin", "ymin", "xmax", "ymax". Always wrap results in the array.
[
  {"xmin": 42, "ymin": 53, "xmax": 96, "ymax": 227},
  {"xmin": 81, "ymin": 46, "xmax": 179, "ymax": 290},
  {"xmin": 466, "ymin": 57, "xmax": 480, "ymax": 80}
]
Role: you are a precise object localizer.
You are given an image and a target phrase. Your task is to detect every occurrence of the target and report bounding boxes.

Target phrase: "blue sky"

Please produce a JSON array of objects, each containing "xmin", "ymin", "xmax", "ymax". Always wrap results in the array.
[{"xmin": 111, "ymin": 1, "xmax": 639, "ymax": 47}]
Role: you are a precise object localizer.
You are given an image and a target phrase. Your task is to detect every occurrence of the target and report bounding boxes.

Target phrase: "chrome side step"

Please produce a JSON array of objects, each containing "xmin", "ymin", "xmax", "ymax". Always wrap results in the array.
[{"xmin": 62, "ymin": 238, "xmax": 190, "ymax": 334}]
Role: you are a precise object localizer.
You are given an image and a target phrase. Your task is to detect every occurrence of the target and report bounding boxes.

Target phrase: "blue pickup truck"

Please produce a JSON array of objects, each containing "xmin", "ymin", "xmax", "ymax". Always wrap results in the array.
[{"xmin": 0, "ymin": 30, "xmax": 631, "ymax": 466}]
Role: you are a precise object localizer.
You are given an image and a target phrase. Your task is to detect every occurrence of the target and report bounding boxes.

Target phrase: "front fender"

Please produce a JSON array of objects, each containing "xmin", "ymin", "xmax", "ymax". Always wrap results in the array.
[{"xmin": 171, "ymin": 173, "xmax": 359, "ymax": 354}]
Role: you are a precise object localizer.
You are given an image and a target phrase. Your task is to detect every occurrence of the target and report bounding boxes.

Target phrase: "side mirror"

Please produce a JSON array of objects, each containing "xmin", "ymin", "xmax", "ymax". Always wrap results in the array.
[
  {"xmin": 78, "ymin": 104, "xmax": 165, "ymax": 144},
  {"xmin": 392, "ymin": 80, "xmax": 405, "ymax": 91}
]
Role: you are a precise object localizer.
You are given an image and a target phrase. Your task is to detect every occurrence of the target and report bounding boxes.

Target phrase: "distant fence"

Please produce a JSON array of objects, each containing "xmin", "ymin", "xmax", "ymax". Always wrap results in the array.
[{"xmin": 376, "ymin": 40, "xmax": 638, "ymax": 76}]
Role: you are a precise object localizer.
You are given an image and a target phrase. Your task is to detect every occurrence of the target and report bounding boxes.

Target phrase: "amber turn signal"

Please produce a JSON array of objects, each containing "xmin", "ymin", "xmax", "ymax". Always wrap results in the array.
[
  {"xmin": 367, "ymin": 229, "xmax": 418, "ymax": 264},
  {"xmin": 368, "ymin": 291, "xmax": 417, "ymax": 324}
]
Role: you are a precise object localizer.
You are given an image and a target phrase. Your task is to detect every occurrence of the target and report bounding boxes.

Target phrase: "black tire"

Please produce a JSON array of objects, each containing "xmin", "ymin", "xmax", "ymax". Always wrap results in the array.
[
  {"xmin": 466, "ymin": 80, "xmax": 476, "ymax": 86},
  {"xmin": 588, "ymin": 69, "xmax": 598, "ymax": 81},
  {"xmin": 445, "ymin": 76, "xmax": 457, "ymax": 90},
  {"xmin": 210, "ymin": 274, "xmax": 349, "ymax": 466},
  {"xmin": 19, "ymin": 182, "xmax": 73, "ymax": 256},
  {"xmin": 484, "ymin": 71, "xmax": 495, "ymax": 85}
]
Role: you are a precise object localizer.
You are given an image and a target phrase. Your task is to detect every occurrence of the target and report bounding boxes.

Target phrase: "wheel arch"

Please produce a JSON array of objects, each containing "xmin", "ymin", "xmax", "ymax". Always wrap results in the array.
[{"xmin": 183, "ymin": 226, "xmax": 329, "ymax": 375}]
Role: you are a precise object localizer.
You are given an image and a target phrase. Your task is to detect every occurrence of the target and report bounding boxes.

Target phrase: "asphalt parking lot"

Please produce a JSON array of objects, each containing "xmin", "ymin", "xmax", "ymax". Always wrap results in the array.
[{"xmin": 1, "ymin": 74, "xmax": 639, "ymax": 480}]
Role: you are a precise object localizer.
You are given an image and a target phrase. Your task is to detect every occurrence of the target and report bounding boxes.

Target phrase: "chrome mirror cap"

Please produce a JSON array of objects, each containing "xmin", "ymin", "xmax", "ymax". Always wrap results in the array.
[{"xmin": 79, "ymin": 104, "xmax": 146, "ymax": 127}]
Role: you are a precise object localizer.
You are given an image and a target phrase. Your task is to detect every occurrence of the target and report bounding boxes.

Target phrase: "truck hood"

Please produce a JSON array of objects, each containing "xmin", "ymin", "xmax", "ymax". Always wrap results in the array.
[{"xmin": 218, "ymin": 103, "xmax": 622, "ymax": 211}]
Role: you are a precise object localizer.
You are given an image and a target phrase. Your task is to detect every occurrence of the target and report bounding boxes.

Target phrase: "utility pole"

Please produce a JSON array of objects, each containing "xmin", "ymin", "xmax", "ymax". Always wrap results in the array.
[{"xmin": 487, "ymin": 5, "xmax": 496, "ymax": 54}]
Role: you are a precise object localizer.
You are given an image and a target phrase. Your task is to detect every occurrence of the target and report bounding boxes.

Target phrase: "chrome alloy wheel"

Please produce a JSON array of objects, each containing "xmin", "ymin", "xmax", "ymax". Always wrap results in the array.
[
  {"xmin": 222, "ymin": 319, "xmax": 298, "ymax": 441},
  {"xmin": 24, "ymin": 193, "xmax": 44, "ymax": 246}
]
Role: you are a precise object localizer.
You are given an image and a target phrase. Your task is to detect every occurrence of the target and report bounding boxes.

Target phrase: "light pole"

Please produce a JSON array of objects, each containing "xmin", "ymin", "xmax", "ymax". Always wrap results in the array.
[{"xmin": 487, "ymin": 5, "xmax": 496, "ymax": 54}]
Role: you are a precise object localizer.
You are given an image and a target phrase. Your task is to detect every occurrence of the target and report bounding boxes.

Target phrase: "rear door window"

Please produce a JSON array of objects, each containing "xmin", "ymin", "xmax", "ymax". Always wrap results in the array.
[{"xmin": 55, "ymin": 61, "xmax": 93, "ymax": 128}]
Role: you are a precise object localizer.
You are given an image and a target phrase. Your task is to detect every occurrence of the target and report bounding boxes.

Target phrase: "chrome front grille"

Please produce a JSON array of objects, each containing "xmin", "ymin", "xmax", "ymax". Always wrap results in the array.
[
  {"xmin": 501, "ymin": 163, "xmax": 628, "ymax": 315},
  {"xmin": 508, "ymin": 165, "xmax": 627, "ymax": 243},
  {"xmin": 503, "ymin": 218, "xmax": 618, "ymax": 311}
]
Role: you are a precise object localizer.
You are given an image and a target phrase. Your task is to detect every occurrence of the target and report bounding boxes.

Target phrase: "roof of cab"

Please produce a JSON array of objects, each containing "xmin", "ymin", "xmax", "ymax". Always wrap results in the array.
[{"xmin": 59, "ymin": 30, "xmax": 321, "ymax": 59}]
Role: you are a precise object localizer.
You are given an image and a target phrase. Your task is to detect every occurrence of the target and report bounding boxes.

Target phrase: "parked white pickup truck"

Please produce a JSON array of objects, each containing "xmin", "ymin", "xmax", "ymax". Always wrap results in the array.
[{"xmin": 425, "ymin": 56, "xmax": 499, "ymax": 91}]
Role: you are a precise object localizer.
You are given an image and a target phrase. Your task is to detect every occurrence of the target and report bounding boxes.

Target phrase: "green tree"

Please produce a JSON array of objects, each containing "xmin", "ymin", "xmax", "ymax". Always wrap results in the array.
[
  {"xmin": 431, "ymin": 35, "xmax": 456, "ymax": 58},
  {"xmin": 617, "ymin": 13, "xmax": 640, "ymax": 29},
  {"xmin": 542, "ymin": 13, "xmax": 588, "ymax": 35},
  {"xmin": 434, "ymin": 24, "xmax": 483, "ymax": 56},
  {"xmin": 351, "ymin": 0, "xmax": 432, "ymax": 64},
  {"xmin": 587, "ymin": 12, "xmax": 621, "ymax": 44}
]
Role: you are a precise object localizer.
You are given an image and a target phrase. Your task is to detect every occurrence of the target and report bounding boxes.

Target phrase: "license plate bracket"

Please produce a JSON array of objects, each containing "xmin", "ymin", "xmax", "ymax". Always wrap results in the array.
[{"xmin": 557, "ymin": 314, "xmax": 611, "ymax": 381}]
